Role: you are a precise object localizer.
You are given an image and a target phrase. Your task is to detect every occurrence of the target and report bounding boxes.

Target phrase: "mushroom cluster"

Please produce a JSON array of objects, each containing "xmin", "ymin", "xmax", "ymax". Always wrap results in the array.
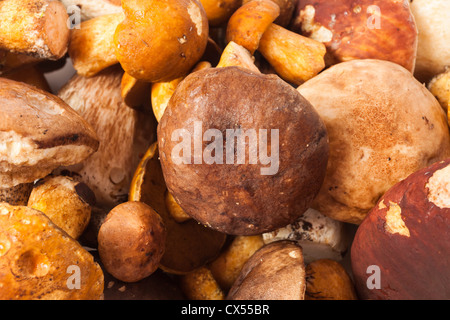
[{"xmin": 0, "ymin": 0, "xmax": 449, "ymax": 301}]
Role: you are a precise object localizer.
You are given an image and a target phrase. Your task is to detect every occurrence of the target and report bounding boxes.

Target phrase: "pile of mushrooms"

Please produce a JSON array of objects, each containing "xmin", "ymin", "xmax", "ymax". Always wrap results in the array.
[{"xmin": 0, "ymin": 0, "xmax": 449, "ymax": 301}]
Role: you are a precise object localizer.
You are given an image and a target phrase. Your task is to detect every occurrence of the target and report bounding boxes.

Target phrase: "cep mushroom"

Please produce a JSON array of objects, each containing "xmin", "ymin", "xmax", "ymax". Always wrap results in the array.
[
  {"xmin": 0, "ymin": 0, "xmax": 70, "ymax": 60},
  {"xmin": 297, "ymin": 59, "xmax": 450, "ymax": 224},
  {"xmin": 351, "ymin": 159, "xmax": 450, "ymax": 300},
  {"xmin": 227, "ymin": 241, "xmax": 306, "ymax": 300},
  {"xmin": 291, "ymin": 0, "xmax": 418, "ymax": 73},
  {"xmin": 409, "ymin": 0, "xmax": 450, "ymax": 82},
  {"xmin": 157, "ymin": 66, "xmax": 329, "ymax": 235},
  {"xmin": 0, "ymin": 78, "xmax": 99, "ymax": 205},
  {"xmin": 226, "ymin": 0, "xmax": 326, "ymax": 85},
  {"xmin": 56, "ymin": 65, "xmax": 156, "ymax": 212},
  {"xmin": 114, "ymin": 0, "xmax": 209, "ymax": 83},
  {"xmin": 0, "ymin": 203, "xmax": 104, "ymax": 300}
]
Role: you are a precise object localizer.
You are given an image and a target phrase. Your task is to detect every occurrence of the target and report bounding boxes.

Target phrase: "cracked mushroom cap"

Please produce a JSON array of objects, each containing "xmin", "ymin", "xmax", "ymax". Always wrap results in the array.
[{"xmin": 0, "ymin": 78, "xmax": 99, "ymax": 189}]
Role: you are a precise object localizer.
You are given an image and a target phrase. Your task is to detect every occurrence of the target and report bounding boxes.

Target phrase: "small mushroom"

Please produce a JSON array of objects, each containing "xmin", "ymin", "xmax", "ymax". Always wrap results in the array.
[
  {"xmin": 180, "ymin": 266, "xmax": 225, "ymax": 300},
  {"xmin": 27, "ymin": 175, "xmax": 96, "ymax": 240},
  {"xmin": 226, "ymin": 0, "xmax": 326, "ymax": 85},
  {"xmin": 114, "ymin": 0, "xmax": 209, "ymax": 82},
  {"xmin": 227, "ymin": 241, "xmax": 306, "ymax": 300},
  {"xmin": 0, "ymin": 0, "xmax": 70, "ymax": 60},
  {"xmin": 0, "ymin": 77, "xmax": 99, "ymax": 205},
  {"xmin": 428, "ymin": 67, "xmax": 450, "ymax": 113},
  {"xmin": 98, "ymin": 201, "xmax": 166, "ymax": 283}
]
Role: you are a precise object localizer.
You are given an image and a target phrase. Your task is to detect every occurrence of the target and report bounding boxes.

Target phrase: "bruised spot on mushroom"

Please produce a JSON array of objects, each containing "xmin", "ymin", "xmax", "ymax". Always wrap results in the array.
[
  {"xmin": 384, "ymin": 201, "xmax": 410, "ymax": 237},
  {"xmin": 188, "ymin": 1, "xmax": 203, "ymax": 37},
  {"xmin": 426, "ymin": 164, "xmax": 450, "ymax": 209}
]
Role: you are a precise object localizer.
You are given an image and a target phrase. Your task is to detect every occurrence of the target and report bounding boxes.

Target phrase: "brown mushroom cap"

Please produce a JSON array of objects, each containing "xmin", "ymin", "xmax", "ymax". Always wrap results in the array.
[
  {"xmin": 227, "ymin": 241, "xmax": 306, "ymax": 300},
  {"xmin": 0, "ymin": 78, "xmax": 99, "ymax": 189},
  {"xmin": 157, "ymin": 66, "xmax": 329, "ymax": 235}
]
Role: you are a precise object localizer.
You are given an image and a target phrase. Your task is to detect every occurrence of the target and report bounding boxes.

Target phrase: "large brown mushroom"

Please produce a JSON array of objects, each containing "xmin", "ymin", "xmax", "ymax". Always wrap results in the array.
[
  {"xmin": 0, "ymin": 78, "xmax": 99, "ymax": 205},
  {"xmin": 157, "ymin": 66, "xmax": 329, "ymax": 235}
]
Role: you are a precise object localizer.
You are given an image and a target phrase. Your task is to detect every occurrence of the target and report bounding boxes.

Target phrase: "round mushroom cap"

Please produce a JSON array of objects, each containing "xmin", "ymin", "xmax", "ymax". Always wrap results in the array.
[
  {"xmin": 297, "ymin": 59, "xmax": 450, "ymax": 224},
  {"xmin": 0, "ymin": 78, "xmax": 99, "ymax": 189},
  {"xmin": 410, "ymin": 0, "xmax": 450, "ymax": 82},
  {"xmin": 157, "ymin": 66, "xmax": 329, "ymax": 235}
]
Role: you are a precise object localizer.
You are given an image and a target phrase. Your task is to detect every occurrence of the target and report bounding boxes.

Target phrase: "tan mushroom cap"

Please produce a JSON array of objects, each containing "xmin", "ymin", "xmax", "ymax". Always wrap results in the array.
[{"xmin": 0, "ymin": 78, "xmax": 99, "ymax": 189}]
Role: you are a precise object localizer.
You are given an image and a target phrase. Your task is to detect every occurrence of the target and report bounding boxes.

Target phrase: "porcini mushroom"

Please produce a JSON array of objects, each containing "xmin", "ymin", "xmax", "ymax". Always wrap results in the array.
[
  {"xmin": 409, "ymin": 0, "xmax": 450, "ymax": 82},
  {"xmin": 291, "ymin": 0, "xmax": 418, "ymax": 72},
  {"xmin": 226, "ymin": 0, "xmax": 326, "ymax": 85},
  {"xmin": 0, "ymin": 77, "xmax": 99, "ymax": 205},
  {"xmin": 351, "ymin": 158, "xmax": 450, "ymax": 300},
  {"xmin": 227, "ymin": 241, "xmax": 306, "ymax": 300},
  {"xmin": 56, "ymin": 65, "xmax": 156, "ymax": 211},
  {"xmin": 157, "ymin": 66, "xmax": 329, "ymax": 235},
  {"xmin": 114, "ymin": 0, "xmax": 209, "ymax": 83},
  {"xmin": 297, "ymin": 59, "xmax": 450, "ymax": 224},
  {"xmin": 0, "ymin": 0, "xmax": 70, "ymax": 60}
]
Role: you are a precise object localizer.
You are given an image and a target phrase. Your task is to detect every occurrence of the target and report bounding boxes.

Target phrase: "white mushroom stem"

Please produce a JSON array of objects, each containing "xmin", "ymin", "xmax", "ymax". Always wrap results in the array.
[{"xmin": 262, "ymin": 208, "xmax": 351, "ymax": 264}]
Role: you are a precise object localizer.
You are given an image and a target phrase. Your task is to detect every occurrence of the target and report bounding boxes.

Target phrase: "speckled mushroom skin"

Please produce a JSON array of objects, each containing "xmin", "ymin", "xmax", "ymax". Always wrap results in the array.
[
  {"xmin": 0, "ymin": 78, "xmax": 99, "ymax": 189},
  {"xmin": 158, "ymin": 66, "xmax": 329, "ymax": 235},
  {"xmin": 291, "ymin": 0, "xmax": 418, "ymax": 72},
  {"xmin": 351, "ymin": 158, "xmax": 450, "ymax": 300},
  {"xmin": 298, "ymin": 59, "xmax": 450, "ymax": 224}
]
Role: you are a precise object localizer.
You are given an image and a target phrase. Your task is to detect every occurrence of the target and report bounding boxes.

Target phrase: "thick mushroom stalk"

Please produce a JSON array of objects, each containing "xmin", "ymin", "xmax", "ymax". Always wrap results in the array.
[
  {"xmin": 226, "ymin": 0, "xmax": 326, "ymax": 85},
  {"xmin": 0, "ymin": 0, "xmax": 70, "ymax": 60}
]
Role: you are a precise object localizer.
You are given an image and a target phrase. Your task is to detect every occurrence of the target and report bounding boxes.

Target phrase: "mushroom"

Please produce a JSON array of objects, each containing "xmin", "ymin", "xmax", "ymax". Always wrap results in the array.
[
  {"xmin": 98, "ymin": 201, "xmax": 166, "ymax": 283},
  {"xmin": 262, "ymin": 208, "xmax": 352, "ymax": 264},
  {"xmin": 227, "ymin": 241, "xmax": 306, "ymax": 300},
  {"xmin": 428, "ymin": 67, "xmax": 450, "ymax": 114},
  {"xmin": 242, "ymin": 0, "xmax": 297, "ymax": 28},
  {"xmin": 27, "ymin": 175, "xmax": 96, "ymax": 240},
  {"xmin": 0, "ymin": 0, "xmax": 70, "ymax": 60},
  {"xmin": 0, "ymin": 203, "xmax": 104, "ymax": 300},
  {"xmin": 297, "ymin": 59, "xmax": 450, "ymax": 224},
  {"xmin": 114, "ymin": 0, "xmax": 209, "ymax": 82},
  {"xmin": 0, "ymin": 77, "xmax": 99, "ymax": 205},
  {"xmin": 305, "ymin": 259, "xmax": 357, "ymax": 300},
  {"xmin": 199, "ymin": 0, "xmax": 242, "ymax": 27},
  {"xmin": 157, "ymin": 66, "xmax": 329, "ymax": 235},
  {"xmin": 180, "ymin": 266, "xmax": 226, "ymax": 300},
  {"xmin": 351, "ymin": 158, "xmax": 450, "ymax": 300},
  {"xmin": 60, "ymin": 0, "xmax": 123, "ymax": 21},
  {"xmin": 226, "ymin": 0, "xmax": 326, "ymax": 85},
  {"xmin": 120, "ymin": 72, "xmax": 152, "ymax": 110},
  {"xmin": 56, "ymin": 65, "xmax": 156, "ymax": 212},
  {"xmin": 68, "ymin": 12, "xmax": 124, "ymax": 77},
  {"xmin": 291, "ymin": 0, "xmax": 418, "ymax": 73},
  {"xmin": 0, "ymin": 49, "xmax": 41, "ymax": 76},
  {"xmin": 409, "ymin": 0, "xmax": 450, "ymax": 82}
]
